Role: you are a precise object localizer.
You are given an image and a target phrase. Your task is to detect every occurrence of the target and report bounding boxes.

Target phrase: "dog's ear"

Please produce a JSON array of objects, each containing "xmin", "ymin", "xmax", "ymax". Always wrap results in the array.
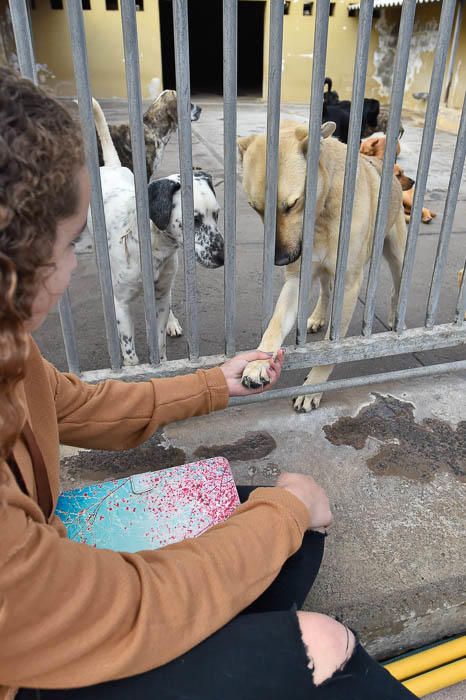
[
  {"xmin": 148, "ymin": 178, "xmax": 181, "ymax": 230},
  {"xmin": 321, "ymin": 121, "xmax": 336, "ymax": 140},
  {"xmin": 294, "ymin": 124, "xmax": 308, "ymax": 155},
  {"xmin": 237, "ymin": 134, "xmax": 256, "ymax": 162}
]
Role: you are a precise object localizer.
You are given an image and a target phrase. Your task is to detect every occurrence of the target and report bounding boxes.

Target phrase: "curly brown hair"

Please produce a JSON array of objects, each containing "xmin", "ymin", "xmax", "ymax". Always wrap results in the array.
[{"xmin": 0, "ymin": 67, "xmax": 84, "ymax": 476}]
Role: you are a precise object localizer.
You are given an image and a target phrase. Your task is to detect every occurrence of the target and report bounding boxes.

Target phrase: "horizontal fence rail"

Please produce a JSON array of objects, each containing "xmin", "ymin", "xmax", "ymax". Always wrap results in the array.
[{"xmin": 10, "ymin": 0, "xmax": 466, "ymax": 405}]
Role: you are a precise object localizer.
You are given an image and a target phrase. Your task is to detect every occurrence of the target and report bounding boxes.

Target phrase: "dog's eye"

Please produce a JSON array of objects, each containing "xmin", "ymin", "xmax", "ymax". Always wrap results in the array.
[{"xmin": 284, "ymin": 199, "xmax": 298, "ymax": 213}]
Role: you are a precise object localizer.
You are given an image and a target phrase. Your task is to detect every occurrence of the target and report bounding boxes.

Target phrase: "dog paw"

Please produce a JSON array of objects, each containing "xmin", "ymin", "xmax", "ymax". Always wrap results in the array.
[
  {"xmin": 242, "ymin": 360, "xmax": 271, "ymax": 389},
  {"xmin": 307, "ymin": 313, "xmax": 326, "ymax": 333},
  {"xmin": 293, "ymin": 392, "xmax": 323, "ymax": 412},
  {"xmin": 123, "ymin": 353, "xmax": 140, "ymax": 366},
  {"xmin": 388, "ymin": 315, "xmax": 406, "ymax": 332},
  {"xmin": 166, "ymin": 315, "xmax": 183, "ymax": 337}
]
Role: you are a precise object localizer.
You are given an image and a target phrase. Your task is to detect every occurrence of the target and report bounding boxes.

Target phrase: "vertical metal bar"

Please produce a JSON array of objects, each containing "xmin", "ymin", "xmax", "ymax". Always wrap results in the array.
[
  {"xmin": 329, "ymin": 0, "xmax": 374, "ymax": 341},
  {"xmin": 223, "ymin": 0, "xmax": 237, "ymax": 357},
  {"xmin": 66, "ymin": 2, "xmax": 122, "ymax": 370},
  {"xmin": 456, "ymin": 260, "xmax": 466, "ymax": 324},
  {"xmin": 444, "ymin": 0, "xmax": 463, "ymax": 106},
  {"xmin": 172, "ymin": 0, "xmax": 199, "ymax": 359},
  {"xmin": 395, "ymin": 0, "xmax": 457, "ymax": 332},
  {"xmin": 58, "ymin": 291, "xmax": 80, "ymax": 375},
  {"xmin": 261, "ymin": 0, "xmax": 284, "ymax": 334},
  {"xmin": 362, "ymin": 0, "xmax": 417, "ymax": 336},
  {"xmin": 120, "ymin": 0, "xmax": 160, "ymax": 365},
  {"xmin": 296, "ymin": 0, "xmax": 330, "ymax": 345},
  {"xmin": 10, "ymin": 0, "xmax": 82, "ymax": 373},
  {"xmin": 9, "ymin": 0, "xmax": 36, "ymax": 83},
  {"xmin": 426, "ymin": 92, "xmax": 466, "ymax": 327}
]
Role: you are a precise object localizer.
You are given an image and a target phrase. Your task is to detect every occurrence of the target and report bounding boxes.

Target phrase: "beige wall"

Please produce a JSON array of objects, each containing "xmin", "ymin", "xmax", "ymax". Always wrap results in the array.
[
  {"xmin": 28, "ymin": 0, "xmax": 162, "ymax": 98},
  {"xmin": 373, "ymin": 3, "xmax": 465, "ymax": 112},
  {"xmin": 263, "ymin": 0, "xmax": 379, "ymax": 104},
  {"xmin": 1, "ymin": 0, "xmax": 465, "ymax": 114}
]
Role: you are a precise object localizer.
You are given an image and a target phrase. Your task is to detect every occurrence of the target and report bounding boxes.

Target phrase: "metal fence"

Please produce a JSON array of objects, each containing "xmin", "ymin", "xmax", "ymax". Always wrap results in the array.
[{"xmin": 9, "ymin": 0, "xmax": 466, "ymax": 406}]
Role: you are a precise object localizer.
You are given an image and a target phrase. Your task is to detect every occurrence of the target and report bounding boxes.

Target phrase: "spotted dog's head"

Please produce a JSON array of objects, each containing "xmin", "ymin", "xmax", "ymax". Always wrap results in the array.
[
  {"xmin": 144, "ymin": 89, "xmax": 202, "ymax": 130},
  {"xmin": 148, "ymin": 171, "xmax": 224, "ymax": 268}
]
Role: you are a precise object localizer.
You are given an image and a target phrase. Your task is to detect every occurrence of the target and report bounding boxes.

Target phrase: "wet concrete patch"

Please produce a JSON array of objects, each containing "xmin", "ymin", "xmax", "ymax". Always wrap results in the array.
[
  {"xmin": 324, "ymin": 394, "xmax": 466, "ymax": 482},
  {"xmin": 194, "ymin": 431, "xmax": 277, "ymax": 462},
  {"xmin": 61, "ymin": 431, "xmax": 186, "ymax": 489}
]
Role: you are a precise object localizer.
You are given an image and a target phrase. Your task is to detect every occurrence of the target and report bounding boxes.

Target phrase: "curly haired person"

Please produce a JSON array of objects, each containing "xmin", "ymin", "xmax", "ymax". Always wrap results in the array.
[{"xmin": 0, "ymin": 68, "xmax": 415, "ymax": 700}]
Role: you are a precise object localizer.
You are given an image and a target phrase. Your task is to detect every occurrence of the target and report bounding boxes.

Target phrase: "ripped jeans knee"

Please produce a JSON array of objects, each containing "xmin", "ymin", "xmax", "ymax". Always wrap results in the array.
[{"xmin": 296, "ymin": 611, "xmax": 356, "ymax": 686}]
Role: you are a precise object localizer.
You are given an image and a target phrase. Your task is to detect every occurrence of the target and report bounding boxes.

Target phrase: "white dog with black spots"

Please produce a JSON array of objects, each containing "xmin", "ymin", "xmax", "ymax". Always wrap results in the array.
[{"xmin": 88, "ymin": 98, "xmax": 224, "ymax": 365}]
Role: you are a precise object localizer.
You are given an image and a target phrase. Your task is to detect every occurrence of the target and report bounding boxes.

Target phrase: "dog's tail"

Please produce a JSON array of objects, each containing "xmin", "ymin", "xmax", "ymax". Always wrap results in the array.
[{"xmin": 92, "ymin": 97, "xmax": 120, "ymax": 168}]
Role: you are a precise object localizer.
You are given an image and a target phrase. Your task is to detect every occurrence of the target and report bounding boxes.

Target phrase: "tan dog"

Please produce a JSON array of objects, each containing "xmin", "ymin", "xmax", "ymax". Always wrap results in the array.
[
  {"xmin": 238, "ymin": 121, "xmax": 407, "ymax": 411},
  {"xmin": 393, "ymin": 165, "xmax": 437, "ymax": 224},
  {"xmin": 360, "ymin": 132, "xmax": 401, "ymax": 160}
]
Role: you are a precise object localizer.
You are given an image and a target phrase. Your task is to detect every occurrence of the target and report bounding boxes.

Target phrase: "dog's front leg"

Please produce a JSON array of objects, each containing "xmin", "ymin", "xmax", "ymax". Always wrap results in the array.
[
  {"xmin": 294, "ymin": 273, "xmax": 362, "ymax": 412},
  {"xmin": 242, "ymin": 274, "xmax": 300, "ymax": 389},
  {"xmin": 307, "ymin": 268, "xmax": 332, "ymax": 333},
  {"xmin": 166, "ymin": 290, "xmax": 183, "ymax": 337},
  {"xmin": 114, "ymin": 296, "xmax": 139, "ymax": 366},
  {"xmin": 155, "ymin": 291, "xmax": 171, "ymax": 362}
]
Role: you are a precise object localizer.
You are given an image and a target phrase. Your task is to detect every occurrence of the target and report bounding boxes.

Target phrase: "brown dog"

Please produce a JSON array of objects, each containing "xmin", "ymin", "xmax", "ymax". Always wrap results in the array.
[
  {"xmin": 360, "ymin": 132, "xmax": 401, "ymax": 160},
  {"xmin": 393, "ymin": 164, "xmax": 437, "ymax": 224},
  {"xmin": 97, "ymin": 89, "xmax": 202, "ymax": 180},
  {"xmin": 238, "ymin": 121, "xmax": 407, "ymax": 411}
]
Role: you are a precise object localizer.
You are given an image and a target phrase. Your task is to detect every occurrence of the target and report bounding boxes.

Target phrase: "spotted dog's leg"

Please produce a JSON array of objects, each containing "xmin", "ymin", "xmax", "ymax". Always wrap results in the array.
[
  {"xmin": 166, "ymin": 290, "xmax": 183, "ymax": 337},
  {"xmin": 166, "ymin": 308, "xmax": 183, "ymax": 336},
  {"xmin": 155, "ymin": 290, "xmax": 171, "ymax": 362},
  {"xmin": 155, "ymin": 255, "xmax": 177, "ymax": 361},
  {"xmin": 114, "ymin": 295, "xmax": 139, "ymax": 366}
]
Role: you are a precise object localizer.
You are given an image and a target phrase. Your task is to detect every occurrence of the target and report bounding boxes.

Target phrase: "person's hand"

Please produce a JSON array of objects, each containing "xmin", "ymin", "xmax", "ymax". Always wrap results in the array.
[
  {"xmin": 220, "ymin": 349, "xmax": 284, "ymax": 397},
  {"xmin": 276, "ymin": 472, "xmax": 333, "ymax": 532}
]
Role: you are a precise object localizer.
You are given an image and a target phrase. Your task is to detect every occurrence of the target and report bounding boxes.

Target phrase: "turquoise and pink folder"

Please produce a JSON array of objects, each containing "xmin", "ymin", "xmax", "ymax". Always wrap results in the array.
[{"xmin": 56, "ymin": 457, "xmax": 239, "ymax": 552}]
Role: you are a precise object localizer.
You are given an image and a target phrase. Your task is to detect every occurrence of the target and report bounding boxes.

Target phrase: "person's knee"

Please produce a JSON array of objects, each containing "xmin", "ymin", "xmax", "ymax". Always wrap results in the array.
[{"xmin": 297, "ymin": 611, "xmax": 356, "ymax": 686}]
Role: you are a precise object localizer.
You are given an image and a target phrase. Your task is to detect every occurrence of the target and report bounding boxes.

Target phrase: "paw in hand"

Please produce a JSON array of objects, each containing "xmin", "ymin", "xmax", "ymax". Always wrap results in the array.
[{"xmin": 241, "ymin": 359, "xmax": 272, "ymax": 389}]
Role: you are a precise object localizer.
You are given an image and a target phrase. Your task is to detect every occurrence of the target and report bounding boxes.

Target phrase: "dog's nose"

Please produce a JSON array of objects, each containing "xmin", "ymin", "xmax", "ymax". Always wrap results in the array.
[
  {"xmin": 275, "ymin": 244, "xmax": 301, "ymax": 266},
  {"xmin": 274, "ymin": 250, "xmax": 291, "ymax": 266}
]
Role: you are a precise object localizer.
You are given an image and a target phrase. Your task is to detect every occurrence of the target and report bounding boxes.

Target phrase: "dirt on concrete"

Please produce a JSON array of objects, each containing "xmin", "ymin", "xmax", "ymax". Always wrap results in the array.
[
  {"xmin": 323, "ymin": 394, "xmax": 466, "ymax": 482},
  {"xmin": 194, "ymin": 430, "xmax": 277, "ymax": 462}
]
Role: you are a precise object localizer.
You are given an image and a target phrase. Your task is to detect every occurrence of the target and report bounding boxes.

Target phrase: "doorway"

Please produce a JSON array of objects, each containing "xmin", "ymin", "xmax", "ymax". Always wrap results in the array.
[{"xmin": 158, "ymin": 0, "xmax": 265, "ymax": 97}]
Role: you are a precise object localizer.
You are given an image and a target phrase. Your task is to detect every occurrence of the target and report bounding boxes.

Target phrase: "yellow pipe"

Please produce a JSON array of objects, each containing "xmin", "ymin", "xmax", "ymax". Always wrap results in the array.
[
  {"xmin": 386, "ymin": 636, "xmax": 466, "ymax": 681},
  {"xmin": 402, "ymin": 657, "xmax": 466, "ymax": 697}
]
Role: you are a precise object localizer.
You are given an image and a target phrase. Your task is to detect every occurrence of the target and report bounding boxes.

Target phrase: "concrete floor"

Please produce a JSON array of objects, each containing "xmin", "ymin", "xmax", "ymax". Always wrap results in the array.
[
  {"xmin": 428, "ymin": 683, "xmax": 466, "ymax": 700},
  {"xmin": 41, "ymin": 100, "xmax": 465, "ymax": 667}
]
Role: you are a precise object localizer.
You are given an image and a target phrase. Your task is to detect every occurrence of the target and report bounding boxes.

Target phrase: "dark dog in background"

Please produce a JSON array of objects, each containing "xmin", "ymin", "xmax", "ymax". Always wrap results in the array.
[
  {"xmin": 321, "ymin": 78, "xmax": 379, "ymax": 144},
  {"xmin": 322, "ymin": 77, "xmax": 404, "ymax": 142},
  {"xmin": 97, "ymin": 89, "xmax": 202, "ymax": 180},
  {"xmin": 323, "ymin": 77, "xmax": 340, "ymax": 105}
]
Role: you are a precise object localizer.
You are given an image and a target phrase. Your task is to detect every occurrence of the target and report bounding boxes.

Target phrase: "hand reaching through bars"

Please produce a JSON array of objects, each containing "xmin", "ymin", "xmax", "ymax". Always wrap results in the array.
[{"xmin": 220, "ymin": 349, "xmax": 284, "ymax": 397}]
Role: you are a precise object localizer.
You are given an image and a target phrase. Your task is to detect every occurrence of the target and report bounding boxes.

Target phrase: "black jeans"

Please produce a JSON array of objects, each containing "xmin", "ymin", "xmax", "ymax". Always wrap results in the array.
[{"xmin": 18, "ymin": 486, "xmax": 415, "ymax": 700}]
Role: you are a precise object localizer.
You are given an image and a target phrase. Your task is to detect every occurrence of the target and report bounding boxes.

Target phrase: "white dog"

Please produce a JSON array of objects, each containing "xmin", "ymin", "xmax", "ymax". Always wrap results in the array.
[{"xmin": 89, "ymin": 98, "xmax": 224, "ymax": 365}]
